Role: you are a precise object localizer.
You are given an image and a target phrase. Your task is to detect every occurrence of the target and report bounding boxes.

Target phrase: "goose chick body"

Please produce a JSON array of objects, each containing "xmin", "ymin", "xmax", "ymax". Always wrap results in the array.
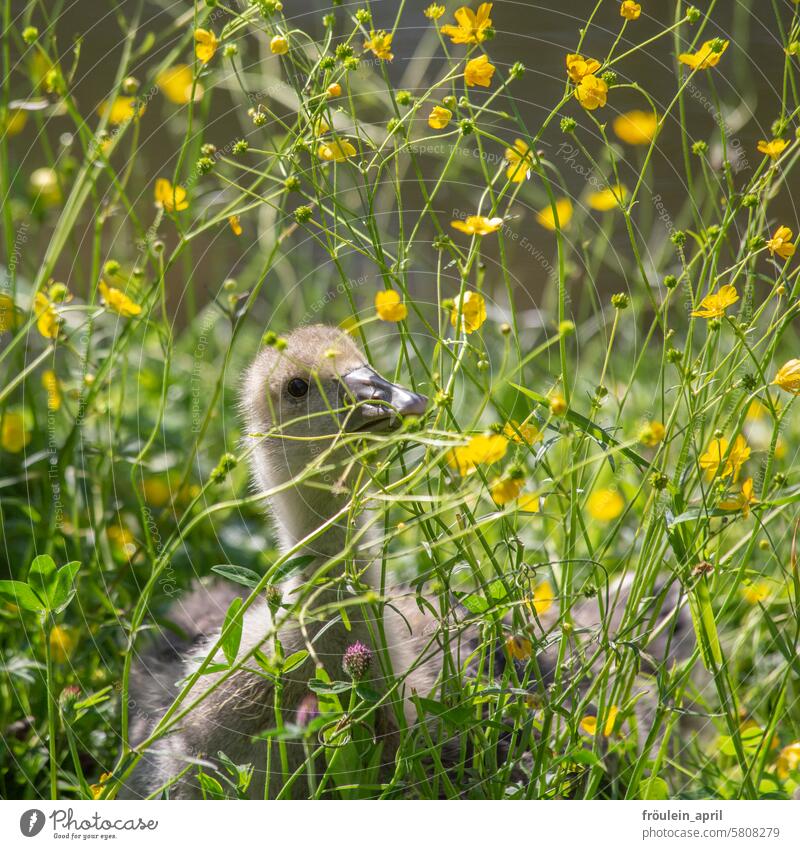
[{"xmin": 125, "ymin": 326, "xmax": 432, "ymax": 798}]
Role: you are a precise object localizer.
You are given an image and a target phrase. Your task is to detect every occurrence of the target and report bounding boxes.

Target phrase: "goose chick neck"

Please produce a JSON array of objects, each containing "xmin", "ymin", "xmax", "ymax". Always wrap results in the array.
[{"xmin": 241, "ymin": 324, "xmax": 427, "ymax": 563}]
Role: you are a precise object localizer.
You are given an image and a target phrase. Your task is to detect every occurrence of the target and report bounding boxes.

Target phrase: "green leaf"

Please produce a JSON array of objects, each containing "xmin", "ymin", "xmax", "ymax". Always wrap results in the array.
[
  {"xmin": 308, "ymin": 678, "xmax": 353, "ymax": 695},
  {"xmin": 221, "ymin": 597, "xmax": 243, "ymax": 666},
  {"xmin": 355, "ymin": 683, "xmax": 380, "ymax": 702},
  {"xmin": 688, "ymin": 576, "xmax": 722, "ymax": 671},
  {"xmin": 27, "ymin": 554, "xmax": 58, "ymax": 610},
  {"xmin": 717, "ymin": 735, "xmax": 734, "ymax": 756},
  {"xmin": 459, "ymin": 593, "xmax": 489, "ymax": 614},
  {"xmin": 719, "ymin": 725, "xmax": 764, "ymax": 756},
  {"xmin": 0, "ymin": 580, "xmax": 46, "ymax": 613},
  {"xmin": 74, "ymin": 685, "xmax": 113, "ymax": 711},
  {"xmin": 271, "ymin": 554, "xmax": 315, "ymax": 584},
  {"xmin": 53, "ymin": 561, "xmax": 80, "ymax": 612},
  {"xmin": 281, "ymin": 650, "xmax": 309, "ymax": 674},
  {"xmin": 134, "ymin": 31, "xmax": 156, "ymax": 57},
  {"xmin": 641, "ymin": 777, "xmax": 670, "ymax": 799},
  {"xmin": 197, "ymin": 773, "xmax": 225, "ymax": 799},
  {"xmin": 569, "ymin": 748, "xmax": 603, "ymax": 767},
  {"xmin": 757, "ymin": 775, "xmax": 781, "ymax": 795},
  {"xmin": 667, "ymin": 508, "xmax": 730, "ymax": 527},
  {"xmin": 198, "ymin": 663, "xmax": 231, "ymax": 677},
  {"xmin": 253, "ymin": 649, "xmax": 278, "ymax": 677},
  {"xmin": 761, "ymin": 608, "xmax": 800, "ymax": 677},
  {"xmin": 510, "ymin": 383, "xmax": 650, "ymax": 471},
  {"xmin": 487, "ymin": 579, "xmax": 509, "ymax": 601},
  {"xmin": 18, "ymin": 503, "xmax": 42, "ymax": 523},
  {"xmin": 416, "ymin": 697, "xmax": 474, "ymax": 729},
  {"xmin": 257, "ymin": 725, "xmax": 306, "ymax": 741},
  {"xmin": 211, "ymin": 564, "xmax": 262, "ymax": 589}
]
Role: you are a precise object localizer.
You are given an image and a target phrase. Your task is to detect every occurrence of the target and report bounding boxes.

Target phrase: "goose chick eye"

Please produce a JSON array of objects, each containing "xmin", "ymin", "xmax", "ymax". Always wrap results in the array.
[{"xmin": 287, "ymin": 377, "xmax": 309, "ymax": 398}]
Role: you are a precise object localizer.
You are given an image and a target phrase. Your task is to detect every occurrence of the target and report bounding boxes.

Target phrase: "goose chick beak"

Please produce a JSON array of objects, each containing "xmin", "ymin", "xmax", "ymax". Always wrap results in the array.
[{"xmin": 341, "ymin": 366, "xmax": 428, "ymax": 430}]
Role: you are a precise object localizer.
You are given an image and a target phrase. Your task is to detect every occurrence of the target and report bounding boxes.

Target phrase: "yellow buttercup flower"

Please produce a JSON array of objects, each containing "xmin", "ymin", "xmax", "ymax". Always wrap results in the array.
[
  {"xmin": 728, "ymin": 436, "xmax": 754, "ymax": 479},
  {"xmin": 447, "ymin": 433, "xmax": 508, "ymax": 474},
  {"xmin": 587, "ymin": 184, "xmax": 627, "ymax": 211},
  {"xmin": 777, "ymin": 742, "xmax": 800, "ymax": 780},
  {"xmin": 491, "ymin": 473, "xmax": 524, "ymax": 505},
  {"xmin": 90, "ymin": 773, "xmax": 113, "ymax": 800},
  {"xmin": 741, "ymin": 580, "xmax": 770, "ymax": 605},
  {"xmin": 142, "ymin": 477, "xmax": 172, "ymax": 508},
  {"xmin": 580, "ymin": 705, "xmax": 619, "ymax": 737},
  {"xmin": 156, "ymin": 65, "xmax": 202, "ymax": 104},
  {"xmin": 517, "ymin": 493, "xmax": 541, "ymax": 513},
  {"xmin": 757, "ymin": 138, "xmax": 788, "ymax": 160},
  {"xmin": 270, "ymin": 35, "xmax": 289, "ymax": 55},
  {"xmin": 536, "ymin": 198, "xmax": 573, "ymax": 231},
  {"xmin": 772, "ymin": 359, "xmax": 800, "ymax": 394},
  {"xmin": 464, "ymin": 55, "xmax": 495, "ymax": 87},
  {"xmin": 549, "ymin": 392, "xmax": 567, "ymax": 415},
  {"xmin": 228, "ymin": 215, "xmax": 242, "ymax": 236},
  {"xmin": 720, "ymin": 477, "xmax": 757, "ymax": 517},
  {"xmin": 29, "ymin": 167, "xmax": 62, "ymax": 207},
  {"xmin": 678, "ymin": 39, "xmax": 729, "ymax": 70},
  {"xmin": 767, "ymin": 226, "xmax": 795, "ymax": 260},
  {"xmin": 450, "ymin": 291, "xmax": 487, "ymax": 334},
  {"xmin": 1, "ymin": 411, "xmax": 31, "ymax": 453},
  {"xmin": 99, "ymin": 280, "xmax": 142, "ymax": 318},
  {"xmin": 326, "ymin": 82, "xmax": 342, "ymax": 98},
  {"xmin": 691, "ymin": 283, "xmax": 738, "ymax": 318},
  {"xmin": 566, "ymin": 53, "xmax": 601, "ymax": 83},
  {"xmin": 440, "ymin": 3, "xmax": 493, "ymax": 45},
  {"xmin": 620, "ymin": 1, "xmax": 641, "ymax": 20},
  {"xmin": 97, "ymin": 96, "xmax": 143, "ymax": 125},
  {"xmin": 772, "ymin": 360, "xmax": 800, "ymax": 395},
  {"xmin": 154, "ymin": 178, "xmax": 189, "ymax": 212},
  {"xmin": 503, "ymin": 419, "xmax": 541, "ymax": 445},
  {"xmin": 428, "ymin": 106, "xmax": 452, "ymax": 129},
  {"xmin": 2, "ymin": 108, "xmax": 27, "ymax": 137},
  {"xmin": 30, "ymin": 164, "xmax": 62, "ymax": 206},
  {"xmin": 424, "ymin": 3, "xmax": 446, "ymax": 19},
  {"xmin": 375, "ymin": 289, "xmax": 408, "ymax": 322},
  {"xmin": 699, "ymin": 434, "xmax": 750, "ymax": 481},
  {"xmin": 746, "ymin": 398, "xmax": 770, "ymax": 421},
  {"xmin": 638, "ymin": 420, "xmax": 665, "ymax": 447},
  {"xmin": 49, "ymin": 625, "xmax": 76, "ymax": 662},
  {"xmin": 29, "ymin": 51, "xmax": 55, "ymax": 90},
  {"xmin": 34, "ymin": 292, "xmax": 60, "ymax": 339},
  {"xmin": 574, "ymin": 73, "xmax": 608, "ymax": 110},
  {"xmin": 505, "ymin": 634, "xmax": 532, "ymax": 661},
  {"xmin": 318, "ymin": 139, "xmax": 357, "ymax": 162},
  {"xmin": 0, "ymin": 294, "xmax": 19, "ymax": 333},
  {"xmin": 505, "ymin": 139, "xmax": 533, "ymax": 183},
  {"xmin": 42, "ymin": 370, "xmax": 61, "ymax": 412},
  {"xmin": 528, "ymin": 579, "xmax": 554, "ymax": 615},
  {"xmin": 613, "ymin": 110, "xmax": 657, "ymax": 145},
  {"xmin": 108, "ymin": 524, "xmax": 136, "ymax": 559},
  {"xmin": 451, "ymin": 214, "xmax": 503, "ymax": 236},
  {"xmin": 587, "ymin": 489, "xmax": 624, "ymax": 522},
  {"xmin": 194, "ymin": 29, "xmax": 219, "ymax": 64},
  {"xmin": 364, "ymin": 30, "xmax": 394, "ymax": 61},
  {"xmin": 48, "ymin": 281, "xmax": 71, "ymax": 305}
]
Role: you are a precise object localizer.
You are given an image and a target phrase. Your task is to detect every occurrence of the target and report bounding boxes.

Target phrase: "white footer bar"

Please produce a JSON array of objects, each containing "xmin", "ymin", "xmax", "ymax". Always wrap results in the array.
[{"xmin": 2, "ymin": 800, "xmax": 797, "ymax": 848}]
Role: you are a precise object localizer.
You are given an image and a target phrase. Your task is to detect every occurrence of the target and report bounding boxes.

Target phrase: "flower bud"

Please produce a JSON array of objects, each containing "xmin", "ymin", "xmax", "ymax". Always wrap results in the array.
[{"xmin": 342, "ymin": 641, "xmax": 372, "ymax": 681}]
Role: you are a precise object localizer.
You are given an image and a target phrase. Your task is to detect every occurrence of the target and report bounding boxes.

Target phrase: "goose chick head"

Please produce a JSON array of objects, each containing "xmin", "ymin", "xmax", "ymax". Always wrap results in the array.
[{"xmin": 241, "ymin": 324, "xmax": 427, "ymax": 554}]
